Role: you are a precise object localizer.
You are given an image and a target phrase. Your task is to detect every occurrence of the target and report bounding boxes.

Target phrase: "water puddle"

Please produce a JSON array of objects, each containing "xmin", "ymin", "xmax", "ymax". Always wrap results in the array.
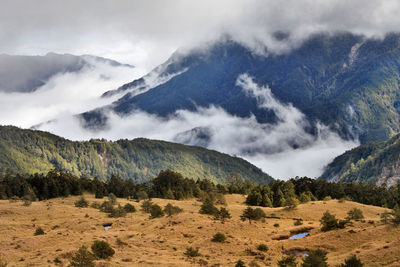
[
  {"xmin": 103, "ymin": 223, "xmax": 112, "ymax": 231},
  {"xmin": 289, "ymin": 232, "xmax": 309, "ymax": 239}
]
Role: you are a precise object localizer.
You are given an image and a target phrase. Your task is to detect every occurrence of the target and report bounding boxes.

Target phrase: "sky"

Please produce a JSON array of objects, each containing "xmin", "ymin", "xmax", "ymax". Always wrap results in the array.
[
  {"xmin": 0, "ymin": 0, "xmax": 398, "ymax": 179},
  {"xmin": 1, "ymin": 0, "xmax": 400, "ymax": 72}
]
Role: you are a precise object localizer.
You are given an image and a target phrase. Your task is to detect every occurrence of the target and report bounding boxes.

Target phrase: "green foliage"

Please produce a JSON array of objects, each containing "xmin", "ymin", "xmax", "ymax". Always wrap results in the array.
[
  {"xmin": 149, "ymin": 204, "xmax": 164, "ymax": 218},
  {"xmin": 184, "ymin": 247, "xmax": 200, "ymax": 257},
  {"xmin": 211, "ymin": 232, "xmax": 226, "ymax": 243},
  {"xmin": 163, "ymin": 203, "xmax": 183, "ymax": 217},
  {"xmin": 278, "ymin": 256, "xmax": 297, "ymax": 267},
  {"xmin": 320, "ymin": 211, "xmax": 340, "ymax": 231},
  {"xmin": 0, "ymin": 126, "xmax": 272, "ymax": 184},
  {"xmin": 70, "ymin": 245, "xmax": 95, "ymax": 267},
  {"xmin": 235, "ymin": 259, "xmax": 246, "ymax": 267},
  {"xmin": 108, "ymin": 193, "xmax": 117, "ymax": 205},
  {"xmin": 123, "ymin": 203, "xmax": 136, "ymax": 213},
  {"xmin": 294, "ymin": 219, "xmax": 303, "ymax": 226},
  {"xmin": 391, "ymin": 205, "xmax": 400, "ymax": 225},
  {"xmin": 34, "ymin": 227, "xmax": 45, "ymax": 236},
  {"xmin": 215, "ymin": 207, "xmax": 231, "ymax": 223},
  {"xmin": 256, "ymin": 244, "xmax": 268, "ymax": 252},
  {"xmin": 74, "ymin": 196, "xmax": 89, "ymax": 208},
  {"xmin": 380, "ymin": 210, "xmax": 391, "ymax": 224},
  {"xmin": 240, "ymin": 207, "xmax": 266, "ymax": 224},
  {"xmin": 199, "ymin": 198, "xmax": 219, "ymax": 216},
  {"xmin": 340, "ymin": 255, "xmax": 364, "ymax": 267},
  {"xmin": 301, "ymin": 249, "xmax": 328, "ymax": 267},
  {"xmin": 108, "ymin": 205, "xmax": 127, "ymax": 218},
  {"xmin": 346, "ymin": 208, "xmax": 364, "ymax": 221},
  {"xmin": 91, "ymin": 240, "xmax": 115, "ymax": 259},
  {"xmin": 141, "ymin": 200, "xmax": 153, "ymax": 213},
  {"xmin": 99, "ymin": 201, "xmax": 114, "ymax": 213}
]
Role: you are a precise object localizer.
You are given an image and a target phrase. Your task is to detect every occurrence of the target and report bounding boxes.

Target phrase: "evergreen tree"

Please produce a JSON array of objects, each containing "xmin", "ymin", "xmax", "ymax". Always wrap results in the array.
[
  {"xmin": 70, "ymin": 246, "xmax": 95, "ymax": 267},
  {"xmin": 301, "ymin": 249, "xmax": 328, "ymax": 267},
  {"xmin": 340, "ymin": 255, "xmax": 364, "ymax": 267}
]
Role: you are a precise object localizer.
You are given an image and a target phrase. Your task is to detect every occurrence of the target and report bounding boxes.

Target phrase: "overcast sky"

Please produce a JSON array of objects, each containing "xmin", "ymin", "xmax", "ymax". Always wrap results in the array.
[{"xmin": 1, "ymin": 0, "xmax": 400, "ymax": 72}]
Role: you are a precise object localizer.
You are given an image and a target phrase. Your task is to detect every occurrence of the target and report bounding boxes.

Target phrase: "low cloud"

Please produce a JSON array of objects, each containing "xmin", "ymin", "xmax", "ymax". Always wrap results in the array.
[{"xmin": 37, "ymin": 74, "xmax": 358, "ymax": 179}]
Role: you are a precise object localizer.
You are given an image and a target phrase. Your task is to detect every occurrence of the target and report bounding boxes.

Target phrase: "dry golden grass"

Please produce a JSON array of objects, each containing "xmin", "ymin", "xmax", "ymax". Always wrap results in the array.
[{"xmin": 0, "ymin": 194, "xmax": 399, "ymax": 266}]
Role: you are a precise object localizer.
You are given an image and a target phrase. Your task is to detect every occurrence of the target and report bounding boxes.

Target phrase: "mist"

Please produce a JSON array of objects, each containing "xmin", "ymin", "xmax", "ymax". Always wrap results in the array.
[{"xmin": 35, "ymin": 74, "xmax": 358, "ymax": 179}]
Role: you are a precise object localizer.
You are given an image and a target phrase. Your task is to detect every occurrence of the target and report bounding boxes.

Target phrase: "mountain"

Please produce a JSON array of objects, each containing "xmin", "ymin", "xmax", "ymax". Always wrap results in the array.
[
  {"xmin": 0, "ymin": 126, "xmax": 272, "ymax": 184},
  {"xmin": 319, "ymin": 133, "xmax": 400, "ymax": 186},
  {"xmin": 0, "ymin": 53, "xmax": 133, "ymax": 93},
  {"xmin": 84, "ymin": 32, "xmax": 400, "ymax": 144}
]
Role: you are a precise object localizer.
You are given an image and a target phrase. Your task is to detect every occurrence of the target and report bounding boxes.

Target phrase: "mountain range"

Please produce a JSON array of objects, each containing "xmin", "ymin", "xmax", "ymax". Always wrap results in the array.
[
  {"xmin": 0, "ymin": 125, "xmax": 271, "ymax": 184},
  {"xmin": 0, "ymin": 53, "xmax": 133, "ymax": 93}
]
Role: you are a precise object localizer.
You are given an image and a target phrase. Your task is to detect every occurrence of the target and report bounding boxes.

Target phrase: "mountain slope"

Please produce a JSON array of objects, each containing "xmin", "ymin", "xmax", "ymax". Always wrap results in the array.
[
  {"xmin": 319, "ymin": 133, "xmax": 400, "ymax": 186},
  {"xmin": 88, "ymin": 33, "xmax": 400, "ymax": 144},
  {"xmin": 0, "ymin": 53, "xmax": 133, "ymax": 93},
  {"xmin": 0, "ymin": 126, "xmax": 272, "ymax": 184}
]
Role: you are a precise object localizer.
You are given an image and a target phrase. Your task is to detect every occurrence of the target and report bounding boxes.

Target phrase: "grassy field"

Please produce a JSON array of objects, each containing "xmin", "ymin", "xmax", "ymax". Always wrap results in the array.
[{"xmin": 0, "ymin": 194, "xmax": 399, "ymax": 266}]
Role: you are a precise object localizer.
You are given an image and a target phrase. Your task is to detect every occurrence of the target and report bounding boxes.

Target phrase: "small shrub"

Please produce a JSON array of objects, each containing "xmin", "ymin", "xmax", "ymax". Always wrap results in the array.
[
  {"xmin": 150, "ymin": 204, "xmax": 164, "ymax": 218},
  {"xmin": 123, "ymin": 203, "xmax": 136, "ymax": 213},
  {"xmin": 215, "ymin": 207, "xmax": 231, "ymax": 223},
  {"xmin": 294, "ymin": 219, "xmax": 303, "ymax": 226},
  {"xmin": 74, "ymin": 196, "xmax": 89, "ymax": 208},
  {"xmin": 136, "ymin": 191, "xmax": 148, "ymax": 200},
  {"xmin": 99, "ymin": 201, "xmax": 114, "ymax": 213},
  {"xmin": 108, "ymin": 193, "xmax": 117, "ymax": 205},
  {"xmin": 22, "ymin": 199, "xmax": 32, "ymax": 206},
  {"xmin": 380, "ymin": 210, "xmax": 391, "ymax": 224},
  {"xmin": 340, "ymin": 255, "xmax": 364, "ymax": 267},
  {"xmin": 274, "ymin": 223, "xmax": 280, "ymax": 228},
  {"xmin": 199, "ymin": 199, "xmax": 219, "ymax": 216},
  {"xmin": 211, "ymin": 233, "xmax": 226, "ymax": 243},
  {"xmin": 91, "ymin": 240, "xmax": 115, "ymax": 259},
  {"xmin": 323, "ymin": 196, "xmax": 332, "ymax": 201},
  {"xmin": 90, "ymin": 202, "xmax": 100, "ymax": 209},
  {"xmin": 116, "ymin": 238, "xmax": 127, "ymax": 247},
  {"xmin": 141, "ymin": 200, "xmax": 153, "ymax": 213},
  {"xmin": 34, "ymin": 227, "xmax": 45, "ymax": 236},
  {"xmin": 184, "ymin": 247, "xmax": 200, "ymax": 257},
  {"xmin": 235, "ymin": 259, "xmax": 246, "ymax": 267},
  {"xmin": 109, "ymin": 205, "xmax": 127, "ymax": 218},
  {"xmin": 70, "ymin": 245, "xmax": 95, "ymax": 267},
  {"xmin": 301, "ymin": 249, "xmax": 328, "ymax": 267},
  {"xmin": 53, "ymin": 257, "xmax": 62, "ymax": 264},
  {"xmin": 320, "ymin": 211, "xmax": 339, "ymax": 231},
  {"xmin": 164, "ymin": 203, "xmax": 183, "ymax": 216},
  {"xmin": 257, "ymin": 244, "xmax": 268, "ymax": 252},
  {"xmin": 346, "ymin": 208, "xmax": 364, "ymax": 221},
  {"xmin": 278, "ymin": 256, "xmax": 297, "ymax": 267}
]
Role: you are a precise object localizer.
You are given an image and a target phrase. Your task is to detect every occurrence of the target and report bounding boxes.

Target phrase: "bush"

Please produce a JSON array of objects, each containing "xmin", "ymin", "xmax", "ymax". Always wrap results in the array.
[
  {"xmin": 74, "ymin": 196, "xmax": 89, "ymax": 208},
  {"xmin": 278, "ymin": 256, "xmax": 297, "ymax": 267},
  {"xmin": 285, "ymin": 197, "xmax": 299, "ymax": 210},
  {"xmin": 184, "ymin": 247, "xmax": 200, "ymax": 257},
  {"xmin": 235, "ymin": 259, "xmax": 246, "ymax": 267},
  {"xmin": 70, "ymin": 245, "xmax": 95, "ymax": 267},
  {"xmin": 109, "ymin": 205, "xmax": 127, "ymax": 218},
  {"xmin": 273, "ymin": 223, "xmax": 280, "ymax": 228},
  {"xmin": 240, "ymin": 207, "xmax": 266, "ymax": 224},
  {"xmin": 91, "ymin": 240, "xmax": 115, "ymax": 259},
  {"xmin": 108, "ymin": 193, "xmax": 117, "ymax": 205},
  {"xmin": 211, "ymin": 233, "xmax": 226, "ymax": 243},
  {"xmin": 90, "ymin": 202, "xmax": 100, "ymax": 209},
  {"xmin": 34, "ymin": 227, "xmax": 45, "ymax": 236},
  {"xmin": 320, "ymin": 211, "xmax": 339, "ymax": 231},
  {"xmin": 199, "ymin": 199, "xmax": 219, "ymax": 216},
  {"xmin": 380, "ymin": 210, "xmax": 391, "ymax": 224},
  {"xmin": 150, "ymin": 204, "xmax": 164, "ymax": 218},
  {"xmin": 99, "ymin": 201, "xmax": 114, "ymax": 213},
  {"xmin": 164, "ymin": 203, "xmax": 183, "ymax": 216},
  {"xmin": 141, "ymin": 200, "xmax": 153, "ymax": 213},
  {"xmin": 340, "ymin": 255, "xmax": 364, "ymax": 267},
  {"xmin": 391, "ymin": 205, "xmax": 400, "ymax": 225},
  {"xmin": 294, "ymin": 219, "xmax": 303, "ymax": 226},
  {"xmin": 301, "ymin": 249, "xmax": 328, "ymax": 267},
  {"xmin": 123, "ymin": 203, "xmax": 136, "ymax": 213},
  {"xmin": 346, "ymin": 208, "xmax": 364, "ymax": 221},
  {"xmin": 257, "ymin": 244, "xmax": 268, "ymax": 252},
  {"xmin": 215, "ymin": 207, "xmax": 231, "ymax": 223}
]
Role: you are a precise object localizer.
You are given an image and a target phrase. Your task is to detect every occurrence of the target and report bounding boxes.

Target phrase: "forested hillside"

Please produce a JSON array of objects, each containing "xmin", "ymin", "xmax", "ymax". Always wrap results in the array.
[
  {"xmin": 320, "ymin": 133, "xmax": 400, "ymax": 186},
  {"xmin": 0, "ymin": 126, "xmax": 271, "ymax": 184}
]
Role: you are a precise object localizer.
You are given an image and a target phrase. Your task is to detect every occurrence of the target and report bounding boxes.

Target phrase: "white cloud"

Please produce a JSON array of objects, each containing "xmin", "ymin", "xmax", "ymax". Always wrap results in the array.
[{"xmin": 36, "ymin": 74, "xmax": 358, "ymax": 179}]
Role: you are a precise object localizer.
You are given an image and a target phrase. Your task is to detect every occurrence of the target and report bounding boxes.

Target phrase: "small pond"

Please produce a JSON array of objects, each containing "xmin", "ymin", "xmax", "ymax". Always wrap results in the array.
[
  {"xmin": 103, "ymin": 223, "xmax": 112, "ymax": 231},
  {"xmin": 289, "ymin": 232, "xmax": 309, "ymax": 239}
]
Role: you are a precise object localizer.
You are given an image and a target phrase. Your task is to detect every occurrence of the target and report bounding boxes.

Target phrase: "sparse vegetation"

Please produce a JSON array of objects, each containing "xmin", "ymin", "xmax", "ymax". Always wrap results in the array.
[
  {"xmin": 91, "ymin": 240, "xmax": 115, "ymax": 259},
  {"xmin": 123, "ymin": 203, "xmax": 136, "ymax": 213},
  {"xmin": 256, "ymin": 244, "xmax": 268, "ymax": 252},
  {"xmin": 70, "ymin": 245, "xmax": 95, "ymax": 267},
  {"xmin": 346, "ymin": 208, "xmax": 364, "ymax": 221},
  {"xmin": 163, "ymin": 203, "xmax": 183, "ymax": 216},
  {"xmin": 184, "ymin": 247, "xmax": 200, "ymax": 257},
  {"xmin": 34, "ymin": 227, "xmax": 45, "ymax": 236},
  {"xmin": 215, "ymin": 207, "xmax": 231, "ymax": 223},
  {"xmin": 199, "ymin": 198, "xmax": 219, "ymax": 216},
  {"xmin": 235, "ymin": 259, "xmax": 246, "ymax": 267},
  {"xmin": 141, "ymin": 200, "xmax": 153, "ymax": 213},
  {"xmin": 211, "ymin": 233, "xmax": 226, "ymax": 243},
  {"xmin": 278, "ymin": 256, "xmax": 297, "ymax": 267},
  {"xmin": 74, "ymin": 196, "xmax": 89, "ymax": 208},
  {"xmin": 149, "ymin": 204, "xmax": 164, "ymax": 218}
]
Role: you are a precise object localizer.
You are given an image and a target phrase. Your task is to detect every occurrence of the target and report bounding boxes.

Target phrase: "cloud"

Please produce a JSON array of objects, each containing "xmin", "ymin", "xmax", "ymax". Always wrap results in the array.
[
  {"xmin": 0, "ymin": 59, "xmax": 143, "ymax": 128},
  {"xmin": 36, "ymin": 74, "xmax": 358, "ymax": 179},
  {"xmin": 1, "ymin": 0, "xmax": 400, "ymax": 71}
]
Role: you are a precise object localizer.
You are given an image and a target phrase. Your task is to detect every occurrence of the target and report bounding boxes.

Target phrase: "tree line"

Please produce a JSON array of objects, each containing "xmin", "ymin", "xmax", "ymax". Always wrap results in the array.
[{"xmin": 0, "ymin": 169, "xmax": 399, "ymax": 209}]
